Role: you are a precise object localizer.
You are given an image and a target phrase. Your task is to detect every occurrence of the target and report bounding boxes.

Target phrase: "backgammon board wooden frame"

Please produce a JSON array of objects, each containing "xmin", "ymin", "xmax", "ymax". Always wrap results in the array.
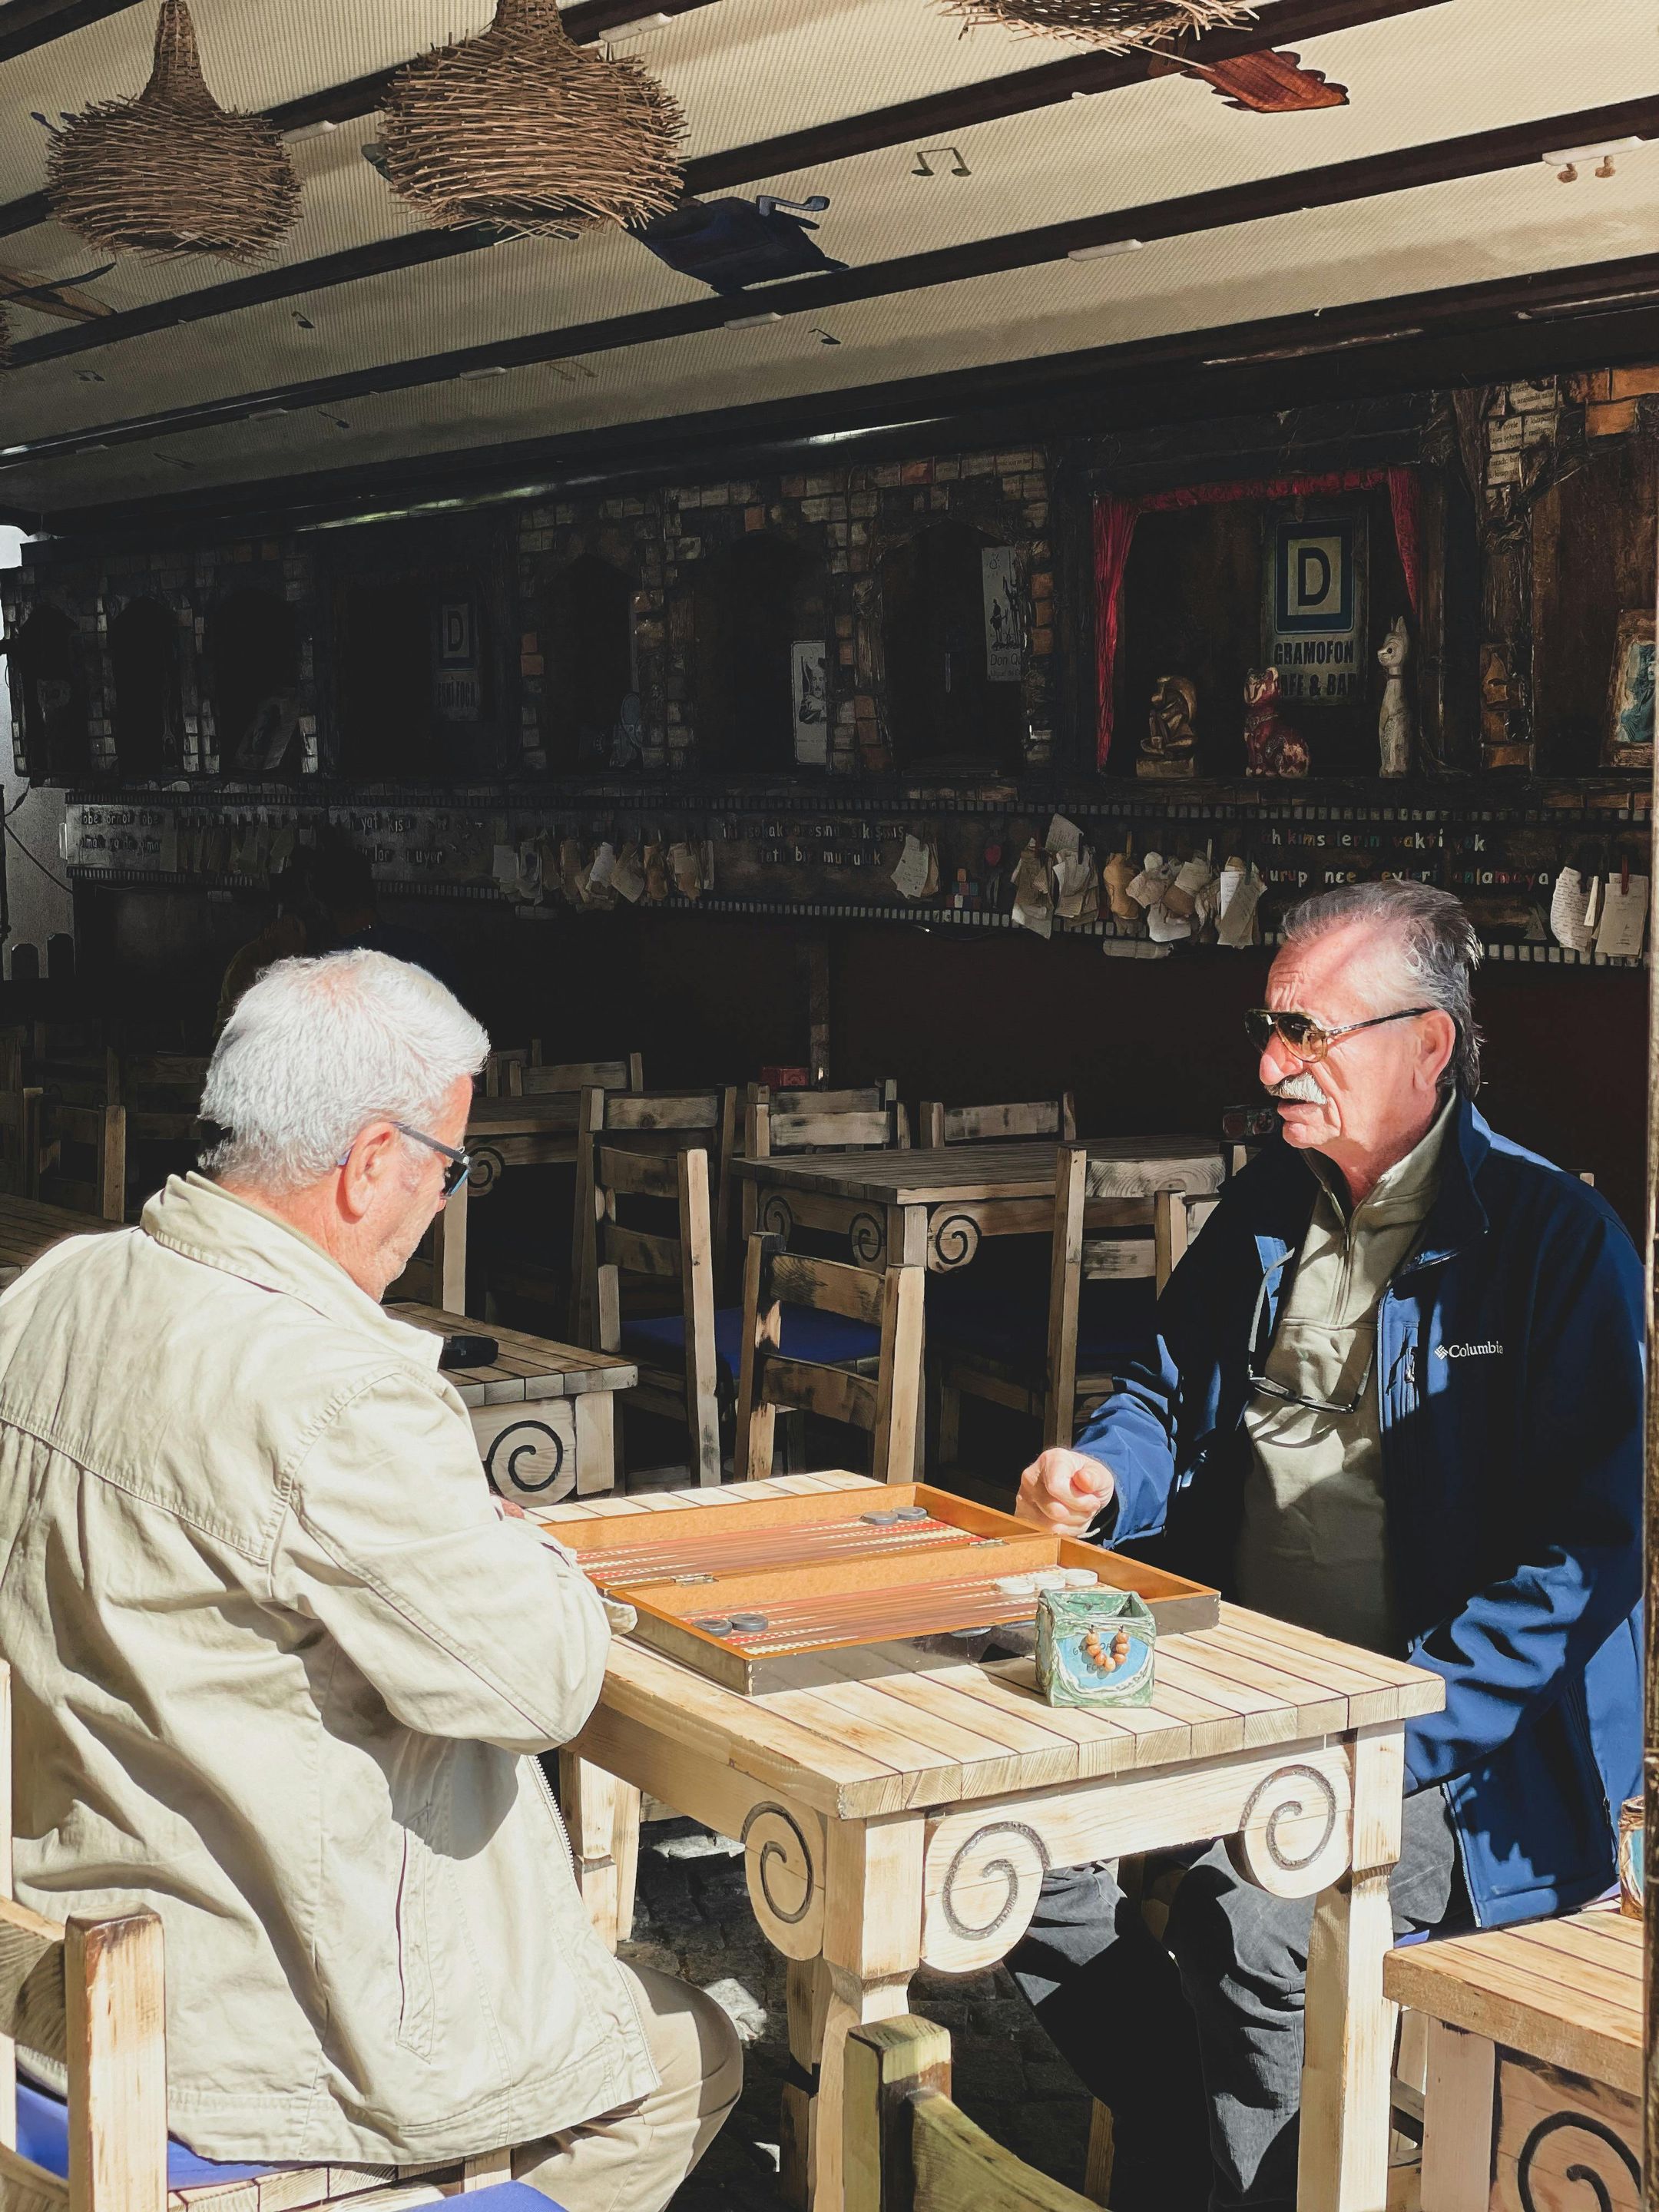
[{"xmin": 551, "ymin": 1480, "xmax": 1217, "ymax": 1693}]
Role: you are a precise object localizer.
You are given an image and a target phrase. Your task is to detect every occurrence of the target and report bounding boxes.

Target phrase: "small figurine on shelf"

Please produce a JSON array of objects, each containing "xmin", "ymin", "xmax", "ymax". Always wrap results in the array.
[
  {"xmin": 1377, "ymin": 617, "xmax": 1413, "ymax": 777},
  {"xmin": 1243, "ymin": 667, "xmax": 1309, "ymax": 778},
  {"xmin": 1139, "ymin": 674, "xmax": 1198, "ymax": 779}
]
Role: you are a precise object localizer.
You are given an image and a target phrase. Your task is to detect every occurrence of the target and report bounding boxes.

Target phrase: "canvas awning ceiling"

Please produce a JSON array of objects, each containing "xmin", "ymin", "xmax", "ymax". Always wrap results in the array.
[{"xmin": 0, "ymin": 0, "xmax": 1654, "ymax": 524}]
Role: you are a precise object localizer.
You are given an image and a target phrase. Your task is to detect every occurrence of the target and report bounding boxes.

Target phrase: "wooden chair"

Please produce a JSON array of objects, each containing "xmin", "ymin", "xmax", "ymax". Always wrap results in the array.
[
  {"xmin": 571, "ymin": 1086, "xmax": 738, "ymax": 1349},
  {"xmin": 747, "ymin": 1090, "xmax": 909, "ymax": 1161},
  {"xmin": 1043, "ymin": 1151, "xmax": 1218, "ymax": 1449},
  {"xmin": 28, "ymin": 1028, "xmax": 123, "ymax": 1223},
  {"xmin": 508, "ymin": 1053, "xmax": 643, "ymax": 1099},
  {"xmin": 0, "ymin": 1656, "xmax": 540, "ymax": 2210},
  {"xmin": 932, "ymin": 1147, "xmax": 1217, "ymax": 1464},
  {"xmin": 483, "ymin": 1041, "xmax": 538, "ymax": 1097},
  {"xmin": 594, "ymin": 1142, "xmax": 722, "ymax": 1488},
  {"xmin": 734, "ymin": 1232, "xmax": 923, "ymax": 1484},
  {"xmin": 114, "ymin": 1052, "xmax": 210, "ymax": 1213},
  {"xmin": 919, "ymin": 1093, "xmax": 1076, "ymax": 1148},
  {"xmin": 845, "ymin": 2016, "xmax": 1096, "ymax": 2212},
  {"xmin": 0, "ymin": 1028, "xmax": 44, "ymax": 1199}
]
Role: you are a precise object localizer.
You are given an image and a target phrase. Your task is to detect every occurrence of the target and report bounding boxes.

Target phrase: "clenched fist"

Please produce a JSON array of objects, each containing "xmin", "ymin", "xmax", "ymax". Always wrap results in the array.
[{"xmin": 1015, "ymin": 1448, "xmax": 1115, "ymax": 1538}]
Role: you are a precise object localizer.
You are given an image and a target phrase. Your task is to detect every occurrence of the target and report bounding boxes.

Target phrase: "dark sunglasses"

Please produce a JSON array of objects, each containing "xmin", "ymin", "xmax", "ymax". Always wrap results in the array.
[
  {"xmin": 1243, "ymin": 1005, "xmax": 1435, "ymax": 1065},
  {"xmin": 336, "ymin": 1121, "xmax": 472, "ymax": 1197}
]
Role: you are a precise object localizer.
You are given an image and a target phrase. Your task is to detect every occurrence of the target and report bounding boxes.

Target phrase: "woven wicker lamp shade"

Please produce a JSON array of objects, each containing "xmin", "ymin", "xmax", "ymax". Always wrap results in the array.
[
  {"xmin": 378, "ymin": 0, "xmax": 685, "ymax": 238},
  {"xmin": 45, "ymin": 0, "xmax": 299, "ymax": 260},
  {"xmin": 944, "ymin": 0, "xmax": 1257, "ymax": 46}
]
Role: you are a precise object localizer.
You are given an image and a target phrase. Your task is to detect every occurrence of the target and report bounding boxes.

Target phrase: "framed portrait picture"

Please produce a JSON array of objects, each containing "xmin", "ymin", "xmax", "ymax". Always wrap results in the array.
[{"xmin": 1605, "ymin": 612, "xmax": 1654, "ymax": 770}]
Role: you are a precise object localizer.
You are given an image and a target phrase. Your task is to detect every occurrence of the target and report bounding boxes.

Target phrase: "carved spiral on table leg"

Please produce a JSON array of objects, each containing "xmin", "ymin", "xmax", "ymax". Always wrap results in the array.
[
  {"xmin": 740, "ymin": 1802, "xmax": 824, "ymax": 1960},
  {"xmin": 1516, "ymin": 2111, "xmax": 1640, "ymax": 2212},
  {"xmin": 923, "ymin": 1819, "xmax": 1049, "ymax": 1970},
  {"xmin": 757, "ymin": 1194, "xmax": 795, "ymax": 1243},
  {"xmin": 849, "ymin": 1210, "xmax": 886, "ymax": 1266},
  {"xmin": 1227, "ymin": 1759, "xmax": 1351, "ymax": 1898},
  {"xmin": 469, "ymin": 1144, "xmax": 505, "ymax": 1197},
  {"xmin": 927, "ymin": 1210, "xmax": 981, "ymax": 1271},
  {"xmin": 484, "ymin": 1419, "xmax": 574, "ymax": 1504}
]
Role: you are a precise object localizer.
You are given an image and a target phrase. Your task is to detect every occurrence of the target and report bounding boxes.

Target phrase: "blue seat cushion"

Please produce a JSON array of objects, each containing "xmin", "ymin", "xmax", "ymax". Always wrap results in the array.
[
  {"xmin": 932, "ymin": 1277, "xmax": 1157, "ymax": 1376},
  {"xmin": 623, "ymin": 1303, "xmax": 880, "ymax": 1379},
  {"xmin": 18, "ymin": 2081, "xmax": 560, "ymax": 2207}
]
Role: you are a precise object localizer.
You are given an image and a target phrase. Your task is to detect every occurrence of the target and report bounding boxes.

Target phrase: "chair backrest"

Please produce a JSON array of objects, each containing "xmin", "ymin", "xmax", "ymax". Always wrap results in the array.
[
  {"xmin": 30, "ymin": 1042, "xmax": 123, "ymax": 1224},
  {"xmin": 0, "ymin": 1029, "xmax": 44, "ymax": 1200},
  {"xmin": 920, "ymin": 1094, "xmax": 1076, "ymax": 1148},
  {"xmin": 510, "ymin": 1055, "xmax": 644, "ymax": 1098},
  {"xmin": 483, "ymin": 1043, "xmax": 538, "ymax": 1098},
  {"xmin": 733, "ymin": 1232, "xmax": 922, "ymax": 1484},
  {"xmin": 747, "ymin": 1094, "xmax": 908, "ymax": 1161},
  {"xmin": 117, "ymin": 1055, "xmax": 210, "ymax": 1207},
  {"xmin": 594, "ymin": 1144, "xmax": 721, "ymax": 1488},
  {"xmin": 0, "ymin": 1656, "xmax": 170, "ymax": 2211},
  {"xmin": 571, "ymin": 1087, "xmax": 737, "ymax": 1344},
  {"xmin": 844, "ymin": 2016, "xmax": 1092, "ymax": 2212},
  {"xmin": 1042, "ymin": 1147, "xmax": 1219, "ymax": 1449}
]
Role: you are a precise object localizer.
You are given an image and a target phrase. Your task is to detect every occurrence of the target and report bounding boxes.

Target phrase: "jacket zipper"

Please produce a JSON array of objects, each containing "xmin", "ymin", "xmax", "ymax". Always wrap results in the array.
[{"xmin": 528, "ymin": 1754, "xmax": 656, "ymax": 2063}]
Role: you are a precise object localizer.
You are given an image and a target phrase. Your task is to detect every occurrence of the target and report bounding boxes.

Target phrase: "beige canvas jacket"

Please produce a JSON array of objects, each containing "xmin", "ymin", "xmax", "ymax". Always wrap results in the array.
[{"xmin": 0, "ymin": 1172, "xmax": 657, "ymax": 2166}]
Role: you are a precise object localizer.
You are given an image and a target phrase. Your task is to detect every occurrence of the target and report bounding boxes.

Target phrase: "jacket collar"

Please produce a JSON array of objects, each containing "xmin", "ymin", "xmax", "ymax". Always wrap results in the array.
[
  {"xmin": 1252, "ymin": 1092, "xmax": 1492, "ymax": 1277},
  {"xmin": 140, "ymin": 1174, "xmax": 442, "ymax": 1371}
]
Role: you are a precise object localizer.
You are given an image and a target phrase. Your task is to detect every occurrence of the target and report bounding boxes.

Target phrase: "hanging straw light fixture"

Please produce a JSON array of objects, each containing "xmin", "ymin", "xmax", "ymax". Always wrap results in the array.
[
  {"xmin": 377, "ymin": 0, "xmax": 685, "ymax": 238},
  {"xmin": 45, "ymin": 0, "xmax": 299, "ymax": 261},
  {"xmin": 942, "ymin": 0, "xmax": 1257, "ymax": 48}
]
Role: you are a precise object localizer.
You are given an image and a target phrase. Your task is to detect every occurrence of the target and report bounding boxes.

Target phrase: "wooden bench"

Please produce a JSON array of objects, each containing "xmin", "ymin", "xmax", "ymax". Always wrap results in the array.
[
  {"xmin": 1383, "ymin": 1902, "xmax": 1640, "ymax": 2212},
  {"xmin": 0, "ymin": 1656, "xmax": 543, "ymax": 2210}
]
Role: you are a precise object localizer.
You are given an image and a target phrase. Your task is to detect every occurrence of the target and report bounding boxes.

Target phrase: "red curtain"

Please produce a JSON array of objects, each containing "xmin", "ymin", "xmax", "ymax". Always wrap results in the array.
[{"xmin": 1092, "ymin": 465, "xmax": 1423, "ymax": 766}]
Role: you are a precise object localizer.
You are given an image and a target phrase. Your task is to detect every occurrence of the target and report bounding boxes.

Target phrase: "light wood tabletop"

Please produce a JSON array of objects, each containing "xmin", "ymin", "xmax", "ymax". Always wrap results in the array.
[
  {"xmin": 733, "ymin": 1136, "xmax": 1224, "ymax": 1273},
  {"xmin": 0, "ymin": 1192, "xmax": 124, "ymax": 1288},
  {"xmin": 546, "ymin": 1472, "xmax": 1442, "ymax": 2212},
  {"xmin": 390, "ymin": 1301, "xmax": 635, "ymax": 1505},
  {"xmin": 1386, "ymin": 1905, "xmax": 1641, "ymax": 2212}
]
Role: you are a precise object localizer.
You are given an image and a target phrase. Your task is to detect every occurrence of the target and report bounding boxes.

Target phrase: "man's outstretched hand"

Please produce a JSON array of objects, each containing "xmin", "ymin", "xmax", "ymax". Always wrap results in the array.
[{"xmin": 1015, "ymin": 1448, "xmax": 1115, "ymax": 1538}]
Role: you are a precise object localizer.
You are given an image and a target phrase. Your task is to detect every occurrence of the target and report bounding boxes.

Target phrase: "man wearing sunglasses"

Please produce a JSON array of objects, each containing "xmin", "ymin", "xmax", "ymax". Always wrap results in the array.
[
  {"xmin": 0, "ymin": 949, "xmax": 740, "ymax": 2207},
  {"xmin": 1012, "ymin": 880, "xmax": 1642, "ymax": 2212}
]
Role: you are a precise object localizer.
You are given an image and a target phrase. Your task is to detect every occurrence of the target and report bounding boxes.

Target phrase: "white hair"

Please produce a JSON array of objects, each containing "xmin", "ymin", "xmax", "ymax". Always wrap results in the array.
[
  {"xmin": 200, "ymin": 950, "xmax": 488, "ymax": 1194},
  {"xmin": 1280, "ymin": 880, "xmax": 1483, "ymax": 1098}
]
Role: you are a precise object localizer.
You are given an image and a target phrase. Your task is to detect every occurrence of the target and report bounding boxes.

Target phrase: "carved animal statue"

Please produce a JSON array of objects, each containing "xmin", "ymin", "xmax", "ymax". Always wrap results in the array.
[
  {"xmin": 1377, "ymin": 616, "xmax": 1414, "ymax": 778},
  {"xmin": 1141, "ymin": 673, "xmax": 1197, "ymax": 777},
  {"xmin": 1243, "ymin": 667, "xmax": 1309, "ymax": 779}
]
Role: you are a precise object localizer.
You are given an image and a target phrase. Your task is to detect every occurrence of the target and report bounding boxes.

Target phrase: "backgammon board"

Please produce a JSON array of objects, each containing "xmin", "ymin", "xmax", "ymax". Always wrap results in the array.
[{"xmin": 551, "ymin": 1482, "xmax": 1218, "ymax": 1694}]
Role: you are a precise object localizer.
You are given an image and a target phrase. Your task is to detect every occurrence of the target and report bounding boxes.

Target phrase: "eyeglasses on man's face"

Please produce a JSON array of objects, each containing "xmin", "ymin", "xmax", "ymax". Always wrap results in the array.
[
  {"xmin": 1243, "ymin": 1005, "xmax": 1435, "ymax": 1065},
  {"xmin": 337, "ymin": 1121, "xmax": 472, "ymax": 1198}
]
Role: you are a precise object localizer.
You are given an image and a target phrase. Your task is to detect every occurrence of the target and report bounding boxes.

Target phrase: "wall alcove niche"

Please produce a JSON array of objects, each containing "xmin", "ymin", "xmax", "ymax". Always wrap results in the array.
[
  {"xmin": 336, "ymin": 581, "xmax": 435, "ymax": 780},
  {"xmin": 8, "ymin": 605, "xmax": 87, "ymax": 781},
  {"xmin": 881, "ymin": 520, "xmax": 1023, "ymax": 774},
  {"xmin": 108, "ymin": 597, "xmax": 183, "ymax": 780},
  {"xmin": 544, "ymin": 555, "xmax": 635, "ymax": 768},
  {"xmin": 692, "ymin": 531, "xmax": 823, "ymax": 773},
  {"xmin": 205, "ymin": 588, "xmax": 301, "ymax": 777}
]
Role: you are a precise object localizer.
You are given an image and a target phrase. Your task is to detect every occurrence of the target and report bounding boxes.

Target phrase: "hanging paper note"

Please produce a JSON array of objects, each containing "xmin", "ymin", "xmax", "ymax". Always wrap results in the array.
[
  {"xmin": 611, "ymin": 843, "xmax": 647, "ymax": 903},
  {"xmin": 892, "ymin": 835, "xmax": 935, "ymax": 900},
  {"xmin": 1595, "ymin": 875, "xmax": 1649, "ymax": 960}
]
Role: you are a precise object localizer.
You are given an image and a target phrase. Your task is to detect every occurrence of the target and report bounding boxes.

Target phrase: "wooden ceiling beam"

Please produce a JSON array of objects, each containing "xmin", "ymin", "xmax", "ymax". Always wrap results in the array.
[
  {"xmin": 8, "ymin": 86, "xmax": 1659, "ymax": 467},
  {"xmin": 0, "ymin": 0, "xmax": 1445, "ymax": 260},
  {"xmin": 20, "ymin": 244, "xmax": 1659, "ymax": 538}
]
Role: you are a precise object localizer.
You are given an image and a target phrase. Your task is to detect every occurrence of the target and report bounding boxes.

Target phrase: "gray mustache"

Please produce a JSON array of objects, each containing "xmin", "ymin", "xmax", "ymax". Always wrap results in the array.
[{"xmin": 1268, "ymin": 1072, "xmax": 1324, "ymax": 1104}]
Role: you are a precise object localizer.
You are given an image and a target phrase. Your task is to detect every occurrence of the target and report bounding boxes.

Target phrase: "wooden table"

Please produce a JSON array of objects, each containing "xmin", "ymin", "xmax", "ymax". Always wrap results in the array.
[
  {"xmin": 0, "ymin": 1192, "xmax": 124, "ymax": 1287},
  {"xmin": 390, "ymin": 1303, "xmax": 634, "ymax": 1504},
  {"xmin": 1386, "ymin": 1902, "xmax": 1641, "ymax": 2212},
  {"xmin": 548, "ymin": 1473, "xmax": 1442, "ymax": 2212},
  {"xmin": 732, "ymin": 1137, "xmax": 1225, "ymax": 1274}
]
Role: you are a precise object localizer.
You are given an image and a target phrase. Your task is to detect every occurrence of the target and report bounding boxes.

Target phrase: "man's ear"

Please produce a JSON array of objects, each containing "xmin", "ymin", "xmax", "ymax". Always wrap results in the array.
[
  {"xmin": 1419, "ymin": 1010, "xmax": 1457, "ymax": 1092},
  {"xmin": 338, "ymin": 1121, "xmax": 400, "ymax": 1221}
]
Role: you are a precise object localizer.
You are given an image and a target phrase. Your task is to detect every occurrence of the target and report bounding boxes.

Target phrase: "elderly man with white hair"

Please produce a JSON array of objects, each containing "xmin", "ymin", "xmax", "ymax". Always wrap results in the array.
[
  {"xmin": 1011, "ymin": 881, "xmax": 1643, "ymax": 2212},
  {"xmin": 0, "ymin": 950, "xmax": 740, "ymax": 2207}
]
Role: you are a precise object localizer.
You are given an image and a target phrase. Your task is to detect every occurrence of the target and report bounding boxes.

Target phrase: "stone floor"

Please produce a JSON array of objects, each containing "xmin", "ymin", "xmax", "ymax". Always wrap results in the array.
[{"xmin": 624, "ymin": 1816, "xmax": 1095, "ymax": 2212}]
